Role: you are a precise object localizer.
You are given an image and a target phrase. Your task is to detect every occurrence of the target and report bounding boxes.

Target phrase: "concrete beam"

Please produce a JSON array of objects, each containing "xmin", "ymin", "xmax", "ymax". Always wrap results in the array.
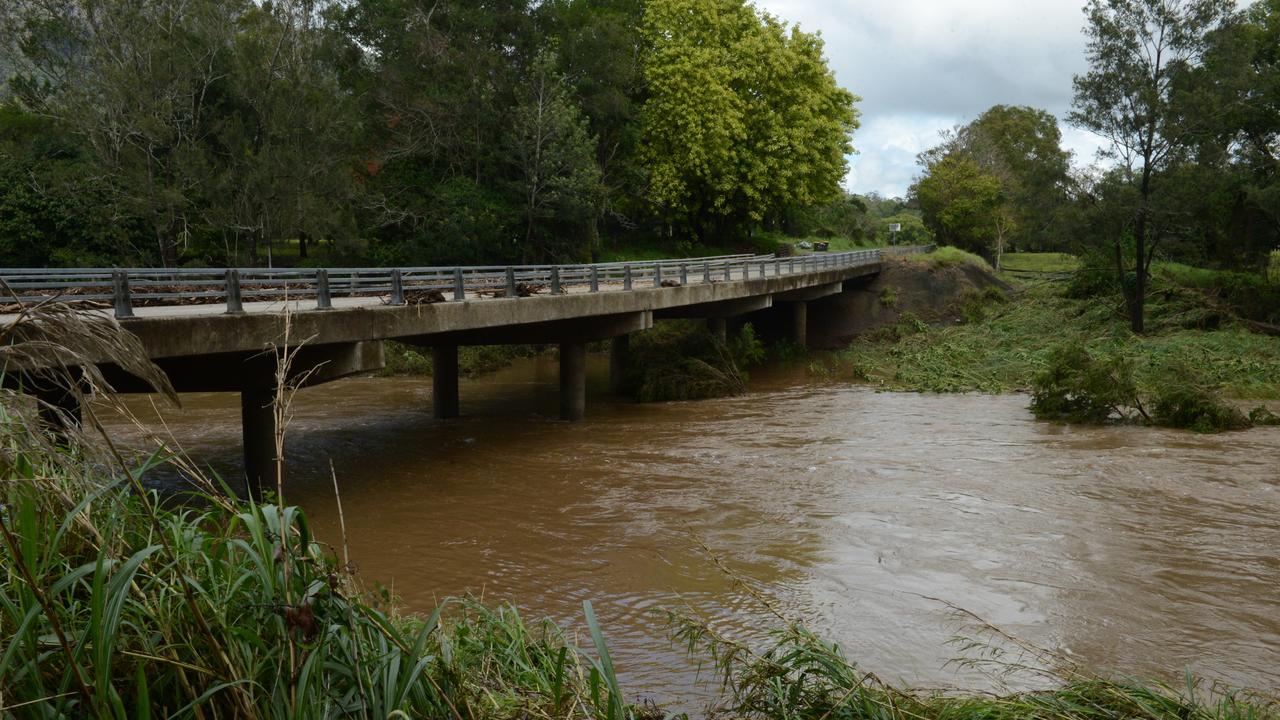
[
  {"xmin": 654, "ymin": 295, "xmax": 771, "ymax": 320},
  {"xmin": 774, "ymin": 281, "xmax": 842, "ymax": 303},
  {"xmin": 402, "ymin": 311, "xmax": 651, "ymax": 347},
  {"xmin": 100, "ymin": 340, "xmax": 386, "ymax": 394},
  {"xmin": 559, "ymin": 342, "xmax": 586, "ymax": 421}
]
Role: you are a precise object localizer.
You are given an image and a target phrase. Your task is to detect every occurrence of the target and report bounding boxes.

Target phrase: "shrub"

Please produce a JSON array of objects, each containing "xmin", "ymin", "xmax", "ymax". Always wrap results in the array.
[
  {"xmin": 1149, "ymin": 373, "xmax": 1250, "ymax": 432},
  {"xmin": 878, "ymin": 286, "xmax": 898, "ymax": 308},
  {"xmin": 1030, "ymin": 345, "xmax": 1143, "ymax": 424},
  {"xmin": 624, "ymin": 321, "xmax": 764, "ymax": 401}
]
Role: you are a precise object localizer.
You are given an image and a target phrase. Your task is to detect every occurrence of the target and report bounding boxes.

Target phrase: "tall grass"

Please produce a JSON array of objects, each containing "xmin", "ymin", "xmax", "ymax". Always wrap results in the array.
[{"xmin": 0, "ymin": 306, "xmax": 638, "ymax": 719}]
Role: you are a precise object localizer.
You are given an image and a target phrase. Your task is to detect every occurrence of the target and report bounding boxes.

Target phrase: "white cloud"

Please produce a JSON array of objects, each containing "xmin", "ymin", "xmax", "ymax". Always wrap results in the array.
[{"xmin": 752, "ymin": 0, "xmax": 1118, "ymax": 196}]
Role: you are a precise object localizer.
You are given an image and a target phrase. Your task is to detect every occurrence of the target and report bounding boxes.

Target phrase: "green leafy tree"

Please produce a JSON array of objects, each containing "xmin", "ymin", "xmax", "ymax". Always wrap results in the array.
[
  {"xmin": 1070, "ymin": 0, "xmax": 1237, "ymax": 332},
  {"xmin": 5, "ymin": 0, "xmax": 243, "ymax": 266},
  {"xmin": 0, "ymin": 104, "xmax": 150, "ymax": 265},
  {"xmin": 220, "ymin": 0, "xmax": 360, "ymax": 265},
  {"xmin": 912, "ymin": 154, "xmax": 1007, "ymax": 263},
  {"xmin": 507, "ymin": 49, "xmax": 601, "ymax": 261},
  {"xmin": 639, "ymin": 0, "xmax": 857, "ymax": 242},
  {"xmin": 537, "ymin": 0, "xmax": 646, "ymax": 258}
]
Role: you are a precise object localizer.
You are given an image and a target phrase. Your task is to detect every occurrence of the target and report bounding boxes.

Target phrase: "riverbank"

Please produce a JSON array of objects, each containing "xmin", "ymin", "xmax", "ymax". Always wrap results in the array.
[{"xmin": 828, "ymin": 256, "xmax": 1280, "ymax": 401}]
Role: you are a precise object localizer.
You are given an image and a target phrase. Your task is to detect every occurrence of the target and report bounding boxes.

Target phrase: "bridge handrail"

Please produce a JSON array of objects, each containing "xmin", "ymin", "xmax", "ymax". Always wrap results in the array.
[{"xmin": 0, "ymin": 245, "xmax": 935, "ymax": 319}]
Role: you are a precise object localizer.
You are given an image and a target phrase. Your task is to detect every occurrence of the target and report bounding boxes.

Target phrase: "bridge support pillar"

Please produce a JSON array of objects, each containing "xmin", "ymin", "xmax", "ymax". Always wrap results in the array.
[
  {"xmin": 559, "ymin": 342, "xmax": 586, "ymax": 421},
  {"xmin": 432, "ymin": 345, "xmax": 460, "ymax": 419},
  {"xmin": 707, "ymin": 317, "xmax": 728, "ymax": 343},
  {"xmin": 790, "ymin": 302, "xmax": 808, "ymax": 348},
  {"xmin": 609, "ymin": 335, "xmax": 629, "ymax": 395},
  {"xmin": 241, "ymin": 384, "xmax": 276, "ymax": 499}
]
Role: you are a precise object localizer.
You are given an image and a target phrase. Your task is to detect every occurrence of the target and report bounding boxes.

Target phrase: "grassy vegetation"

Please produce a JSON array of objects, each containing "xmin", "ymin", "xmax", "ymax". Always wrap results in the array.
[
  {"xmin": 832, "ymin": 282, "xmax": 1280, "ymax": 400},
  {"xmin": 1000, "ymin": 252, "xmax": 1081, "ymax": 273},
  {"xmin": 0, "ymin": 445, "xmax": 638, "ymax": 718},
  {"xmin": 672, "ymin": 612, "xmax": 1278, "ymax": 720},
  {"xmin": 908, "ymin": 245, "xmax": 994, "ymax": 272}
]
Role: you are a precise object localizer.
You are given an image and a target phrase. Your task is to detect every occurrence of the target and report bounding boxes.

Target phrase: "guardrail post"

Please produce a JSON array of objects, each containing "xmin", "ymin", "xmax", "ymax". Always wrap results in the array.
[
  {"xmin": 703, "ymin": 262, "xmax": 711, "ymax": 283},
  {"xmin": 550, "ymin": 266, "xmax": 562, "ymax": 295},
  {"xmin": 758, "ymin": 261, "xmax": 766, "ymax": 279},
  {"xmin": 316, "ymin": 269, "xmax": 332, "ymax": 310},
  {"xmin": 505, "ymin": 267, "xmax": 517, "ymax": 297},
  {"xmin": 723, "ymin": 261, "xmax": 731, "ymax": 282},
  {"xmin": 680, "ymin": 263, "xmax": 688, "ymax": 285},
  {"xmin": 623, "ymin": 264, "xmax": 632, "ymax": 291},
  {"xmin": 590, "ymin": 266, "xmax": 599, "ymax": 292},
  {"xmin": 654, "ymin": 264, "xmax": 662, "ymax": 288},
  {"xmin": 774, "ymin": 259, "xmax": 780, "ymax": 276},
  {"xmin": 224, "ymin": 269, "xmax": 243, "ymax": 314},
  {"xmin": 454, "ymin": 267, "xmax": 465, "ymax": 301},
  {"xmin": 112, "ymin": 270, "xmax": 135, "ymax": 319},
  {"xmin": 389, "ymin": 269, "xmax": 406, "ymax": 306}
]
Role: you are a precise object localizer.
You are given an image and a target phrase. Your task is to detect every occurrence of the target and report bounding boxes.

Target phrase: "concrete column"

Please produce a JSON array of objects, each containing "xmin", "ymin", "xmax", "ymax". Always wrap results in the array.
[
  {"xmin": 791, "ymin": 302, "xmax": 808, "ymax": 348},
  {"xmin": 241, "ymin": 384, "xmax": 276, "ymax": 499},
  {"xmin": 432, "ymin": 345, "xmax": 460, "ymax": 419},
  {"xmin": 609, "ymin": 335, "xmax": 630, "ymax": 395},
  {"xmin": 707, "ymin": 317, "xmax": 728, "ymax": 343},
  {"xmin": 559, "ymin": 342, "xmax": 587, "ymax": 421}
]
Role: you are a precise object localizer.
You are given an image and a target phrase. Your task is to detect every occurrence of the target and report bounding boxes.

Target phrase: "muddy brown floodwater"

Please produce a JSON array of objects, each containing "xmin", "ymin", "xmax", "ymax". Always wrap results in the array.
[{"xmin": 110, "ymin": 356, "xmax": 1280, "ymax": 708}]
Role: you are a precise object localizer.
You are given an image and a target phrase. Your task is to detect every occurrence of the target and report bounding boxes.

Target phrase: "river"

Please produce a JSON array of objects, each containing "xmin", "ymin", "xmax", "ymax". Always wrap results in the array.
[{"xmin": 111, "ymin": 356, "xmax": 1280, "ymax": 707}]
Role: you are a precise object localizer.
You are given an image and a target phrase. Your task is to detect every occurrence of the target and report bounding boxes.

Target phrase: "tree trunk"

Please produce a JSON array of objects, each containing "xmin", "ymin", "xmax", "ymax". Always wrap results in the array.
[
  {"xmin": 298, "ymin": 231, "xmax": 309, "ymax": 260},
  {"xmin": 1127, "ymin": 206, "xmax": 1147, "ymax": 334},
  {"xmin": 159, "ymin": 223, "xmax": 179, "ymax": 268}
]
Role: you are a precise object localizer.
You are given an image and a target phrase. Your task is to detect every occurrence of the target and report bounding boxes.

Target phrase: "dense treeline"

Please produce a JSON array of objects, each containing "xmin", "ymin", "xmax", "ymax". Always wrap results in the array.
[
  {"xmin": 0, "ymin": 0, "xmax": 858, "ymax": 267},
  {"xmin": 911, "ymin": 0, "xmax": 1279, "ymax": 332}
]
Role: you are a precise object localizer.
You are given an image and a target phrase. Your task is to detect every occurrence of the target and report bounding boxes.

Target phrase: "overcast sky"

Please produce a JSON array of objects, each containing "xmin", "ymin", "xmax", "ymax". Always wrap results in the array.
[{"xmin": 753, "ymin": 0, "xmax": 1111, "ymax": 198}]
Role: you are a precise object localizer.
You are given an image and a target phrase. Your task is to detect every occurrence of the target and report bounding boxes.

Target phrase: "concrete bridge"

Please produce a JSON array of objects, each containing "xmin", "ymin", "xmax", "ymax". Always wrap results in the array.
[{"xmin": 4, "ymin": 246, "xmax": 931, "ymax": 491}]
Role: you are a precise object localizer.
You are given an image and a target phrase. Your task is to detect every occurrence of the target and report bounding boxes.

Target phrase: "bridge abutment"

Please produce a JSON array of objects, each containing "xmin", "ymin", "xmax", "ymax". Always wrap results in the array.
[
  {"xmin": 559, "ymin": 342, "xmax": 586, "ymax": 421},
  {"xmin": 432, "ymin": 345, "xmax": 460, "ymax": 419}
]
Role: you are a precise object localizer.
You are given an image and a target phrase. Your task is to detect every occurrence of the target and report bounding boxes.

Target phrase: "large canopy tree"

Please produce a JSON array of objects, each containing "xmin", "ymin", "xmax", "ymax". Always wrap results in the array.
[
  {"xmin": 639, "ymin": 0, "xmax": 857, "ymax": 242},
  {"xmin": 1070, "ymin": 0, "xmax": 1237, "ymax": 333}
]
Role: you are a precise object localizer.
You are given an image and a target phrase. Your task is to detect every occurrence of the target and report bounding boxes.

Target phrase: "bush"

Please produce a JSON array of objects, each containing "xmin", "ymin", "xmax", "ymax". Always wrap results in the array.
[
  {"xmin": 624, "ymin": 321, "xmax": 764, "ymax": 401},
  {"xmin": 1030, "ymin": 345, "xmax": 1143, "ymax": 424},
  {"xmin": 1031, "ymin": 346, "xmax": 1259, "ymax": 432},
  {"xmin": 1151, "ymin": 377, "xmax": 1250, "ymax": 432}
]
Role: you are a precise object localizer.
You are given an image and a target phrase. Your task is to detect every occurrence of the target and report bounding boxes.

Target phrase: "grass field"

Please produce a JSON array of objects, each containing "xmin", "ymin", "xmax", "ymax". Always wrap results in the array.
[{"xmin": 1000, "ymin": 252, "xmax": 1080, "ymax": 273}]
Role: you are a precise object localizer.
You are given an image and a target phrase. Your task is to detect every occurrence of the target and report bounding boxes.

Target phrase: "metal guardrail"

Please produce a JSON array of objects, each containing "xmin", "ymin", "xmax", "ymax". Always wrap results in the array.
[{"xmin": 0, "ymin": 245, "xmax": 934, "ymax": 319}]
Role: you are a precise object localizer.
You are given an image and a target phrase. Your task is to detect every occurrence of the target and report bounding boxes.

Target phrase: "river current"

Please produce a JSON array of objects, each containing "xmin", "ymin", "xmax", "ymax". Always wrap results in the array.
[{"xmin": 111, "ymin": 356, "xmax": 1280, "ymax": 706}]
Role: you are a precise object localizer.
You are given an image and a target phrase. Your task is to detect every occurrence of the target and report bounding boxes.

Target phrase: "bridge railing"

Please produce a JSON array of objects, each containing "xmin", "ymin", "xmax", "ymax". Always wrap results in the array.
[{"xmin": 0, "ymin": 245, "xmax": 934, "ymax": 319}]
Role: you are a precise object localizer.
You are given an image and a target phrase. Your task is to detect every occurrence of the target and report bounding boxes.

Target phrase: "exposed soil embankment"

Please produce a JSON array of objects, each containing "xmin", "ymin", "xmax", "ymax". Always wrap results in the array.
[{"xmin": 810, "ymin": 256, "xmax": 1010, "ymax": 347}]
